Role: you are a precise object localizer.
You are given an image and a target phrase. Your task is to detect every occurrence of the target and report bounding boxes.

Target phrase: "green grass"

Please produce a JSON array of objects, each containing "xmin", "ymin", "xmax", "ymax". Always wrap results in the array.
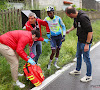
[
  {"xmin": 91, "ymin": 20, "xmax": 100, "ymax": 45},
  {"xmin": 0, "ymin": 18, "xmax": 100, "ymax": 90}
]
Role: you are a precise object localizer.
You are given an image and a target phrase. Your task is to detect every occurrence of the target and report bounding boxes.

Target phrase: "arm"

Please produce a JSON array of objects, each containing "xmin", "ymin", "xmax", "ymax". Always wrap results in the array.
[
  {"xmin": 59, "ymin": 17, "xmax": 66, "ymax": 36},
  {"xmin": 80, "ymin": 15, "xmax": 93, "ymax": 52},
  {"xmin": 16, "ymin": 37, "xmax": 36, "ymax": 65},
  {"xmin": 38, "ymin": 19, "xmax": 50, "ymax": 33},
  {"xmin": 37, "ymin": 19, "xmax": 50, "ymax": 43},
  {"xmin": 86, "ymin": 32, "xmax": 93, "ymax": 43},
  {"xmin": 84, "ymin": 32, "xmax": 93, "ymax": 52},
  {"xmin": 25, "ymin": 21, "xmax": 32, "ymax": 31},
  {"xmin": 66, "ymin": 26, "xmax": 75, "ymax": 34},
  {"xmin": 25, "ymin": 24, "xmax": 33, "ymax": 31},
  {"xmin": 26, "ymin": 26, "xmax": 31, "ymax": 31},
  {"xmin": 16, "ymin": 37, "xmax": 29, "ymax": 61},
  {"xmin": 43, "ymin": 18, "xmax": 51, "ymax": 39},
  {"xmin": 59, "ymin": 17, "xmax": 66, "ymax": 42},
  {"xmin": 37, "ymin": 37, "xmax": 44, "ymax": 41}
]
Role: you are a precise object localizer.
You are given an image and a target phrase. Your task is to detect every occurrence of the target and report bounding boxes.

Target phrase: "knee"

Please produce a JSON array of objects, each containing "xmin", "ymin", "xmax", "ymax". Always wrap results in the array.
[
  {"xmin": 85, "ymin": 59, "xmax": 91, "ymax": 63},
  {"xmin": 37, "ymin": 51, "xmax": 42, "ymax": 56},
  {"xmin": 52, "ymin": 50, "xmax": 56, "ymax": 55},
  {"xmin": 83, "ymin": 57, "xmax": 91, "ymax": 64},
  {"xmin": 76, "ymin": 54, "xmax": 82, "ymax": 59}
]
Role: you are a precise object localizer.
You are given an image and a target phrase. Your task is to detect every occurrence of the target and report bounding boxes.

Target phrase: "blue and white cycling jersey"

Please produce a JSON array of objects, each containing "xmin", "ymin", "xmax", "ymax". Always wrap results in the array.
[{"xmin": 44, "ymin": 15, "xmax": 66, "ymax": 36}]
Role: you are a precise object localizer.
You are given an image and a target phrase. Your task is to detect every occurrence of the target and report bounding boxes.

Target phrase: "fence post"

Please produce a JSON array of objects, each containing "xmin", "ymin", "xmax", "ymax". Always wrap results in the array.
[
  {"xmin": 11, "ymin": 8, "xmax": 14, "ymax": 29},
  {"xmin": 8, "ymin": 9, "xmax": 12, "ymax": 31},
  {"xmin": 14, "ymin": 7, "xmax": 16, "ymax": 29},
  {"xmin": 43, "ymin": 11, "xmax": 45, "ymax": 19},
  {"xmin": 40, "ymin": 10, "xmax": 43, "ymax": 19},
  {"xmin": 17, "ymin": 9, "xmax": 19, "ymax": 29},
  {"xmin": 19, "ymin": 9, "xmax": 22, "ymax": 29},
  {"xmin": 1, "ymin": 10, "xmax": 5, "ymax": 33},
  {"xmin": 4, "ymin": 9, "xmax": 8, "ymax": 32}
]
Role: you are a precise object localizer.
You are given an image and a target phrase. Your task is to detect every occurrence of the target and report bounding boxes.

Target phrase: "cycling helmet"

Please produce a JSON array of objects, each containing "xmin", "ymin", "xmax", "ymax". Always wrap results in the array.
[{"xmin": 46, "ymin": 6, "xmax": 54, "ymax": 12}]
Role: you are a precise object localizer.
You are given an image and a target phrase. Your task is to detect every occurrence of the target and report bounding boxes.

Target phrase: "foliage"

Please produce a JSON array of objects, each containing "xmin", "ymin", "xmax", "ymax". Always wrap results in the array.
[
  {"xmin": 72, "ymin": 4, "xmax": 76, "ymax": 8},
  {"xmin": 77, "ymin": 8, "xmax": 97, "ymax": 11},
  {"xmin": 0, "ymin": 0, "xmax": 8, "ymax": 10}
]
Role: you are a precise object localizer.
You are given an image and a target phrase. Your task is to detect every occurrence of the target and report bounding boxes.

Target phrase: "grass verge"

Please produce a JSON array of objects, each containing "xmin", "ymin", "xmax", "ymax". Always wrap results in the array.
[{"xmin": 0, "ymin": 19, "xmax": 100, "ymax": 90}]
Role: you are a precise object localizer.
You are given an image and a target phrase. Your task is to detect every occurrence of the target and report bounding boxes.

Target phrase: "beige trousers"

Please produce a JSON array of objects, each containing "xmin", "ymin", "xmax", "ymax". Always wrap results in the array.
[{"xmin": 0, "ymin": 43, "xmax": 19, "ymax": 81}]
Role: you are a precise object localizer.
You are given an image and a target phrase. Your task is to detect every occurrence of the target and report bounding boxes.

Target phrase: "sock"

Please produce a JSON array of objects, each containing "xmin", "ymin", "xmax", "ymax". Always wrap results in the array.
[
  {"xmin": 48, "ymin": 59, "xmax": 52, "ymax": 65},
  {"xmin": 54, "ymin": 57, "xmax": 58, "ymax": 65},
  {"xmin": 55, "ymin": 57, "xmax": 58, "ymax": 61}
]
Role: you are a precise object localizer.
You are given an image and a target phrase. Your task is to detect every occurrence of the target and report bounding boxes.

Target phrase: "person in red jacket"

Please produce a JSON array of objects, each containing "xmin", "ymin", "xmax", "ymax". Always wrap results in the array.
[
  {"xmin": 25, "ymin": 12, "xmax": 50, "ymax": 64},
  {"xmin": 0, "ymin": 30, "xmax": 40, "ymax": 88}
]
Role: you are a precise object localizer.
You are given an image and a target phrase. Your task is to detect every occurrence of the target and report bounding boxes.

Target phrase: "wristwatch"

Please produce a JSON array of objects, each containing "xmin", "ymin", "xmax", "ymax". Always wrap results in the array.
[{"xmin": 86, "ymin": 42, "xmax": 90, "ymax": 44}]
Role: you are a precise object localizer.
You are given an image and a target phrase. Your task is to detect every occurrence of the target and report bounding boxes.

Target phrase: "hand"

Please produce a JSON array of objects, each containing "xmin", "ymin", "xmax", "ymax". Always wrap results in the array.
[
  {"xmin": 61, "ymin": 35, "xmax": 65, "ymax": 42},
  {"xmin": 84, "ymin": 44, "xmax": 89, "ymax": 52},
  {"xmin": 27, "ymin": 56, "xmax": 30, "ymax": 58},
  {"xmin": 44, "ymin": 39, "xmax": 50, "ymax": 43},
  {"xmin": 66, "ymin": 30, "xmax": 70, "ymax": 34},
  {"xmin": 46, "ymin": 33, "xmax": 50, "ymax": 39},
  {"xmin": 27, "ymin": 58, "xmax": 36, "ymax": 65}
]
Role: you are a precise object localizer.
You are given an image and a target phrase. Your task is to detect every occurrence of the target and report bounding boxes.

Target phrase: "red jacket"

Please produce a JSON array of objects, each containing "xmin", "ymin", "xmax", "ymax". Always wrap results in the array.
[
  {"xmin": 0, "ymin": 30, "xmax": 33, "ymax": 61},
  {"xmin": 25, "ymin": 18, "xmax": 50, "ymax": 41}
]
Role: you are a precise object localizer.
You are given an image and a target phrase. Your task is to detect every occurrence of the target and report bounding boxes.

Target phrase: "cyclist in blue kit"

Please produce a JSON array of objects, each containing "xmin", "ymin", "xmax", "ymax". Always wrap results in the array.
[{"xmin": 44, "ymin": 6, "xmax": 66, "ymax": 69}]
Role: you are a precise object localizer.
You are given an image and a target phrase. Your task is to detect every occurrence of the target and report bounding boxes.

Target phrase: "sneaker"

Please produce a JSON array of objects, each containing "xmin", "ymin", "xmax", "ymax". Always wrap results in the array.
[
  {"xmin": 26, "ymin": 77, "xmax": 28, "ymax": 80},
  {"xmin": 15, "ymin": 80, "xmax": 25, "ymax": 88},
  {"xmin": 80, "ymin": 75, "xmax": 92, "ymax": 82},
  {"xmin": 47, "ymin": 64, "xmax": 51, "ymax": 70},
  {"xmin": 54, "ymin": 64, "xmax": 60, "ymax": 69},
  {"xmin": 18, "ymin": 73, "xmax": 24, "ymax": 76},
  {"xmin": 37, "ymin": 63, "xmax": 41, "ymax": 66},
  {"xmin": 69, "ymin": 70, "xmax": 81, "ymax": 75}
]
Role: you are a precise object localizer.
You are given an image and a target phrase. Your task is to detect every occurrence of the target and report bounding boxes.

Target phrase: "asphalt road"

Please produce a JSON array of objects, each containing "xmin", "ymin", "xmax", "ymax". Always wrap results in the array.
[{"xmin": 43, "ymin": 44, "xmax": 100, "ymax": 90}]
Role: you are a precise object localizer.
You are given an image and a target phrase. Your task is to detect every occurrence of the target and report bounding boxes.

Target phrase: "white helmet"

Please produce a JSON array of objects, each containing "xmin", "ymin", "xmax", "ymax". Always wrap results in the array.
[{"xmin": 46, "ymin": 6, "xmax": 54, "ymax": 12}]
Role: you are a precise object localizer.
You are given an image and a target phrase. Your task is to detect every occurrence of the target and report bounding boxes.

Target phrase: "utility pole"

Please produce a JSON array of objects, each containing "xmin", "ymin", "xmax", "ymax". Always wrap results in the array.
[
  {"xmin": 31, "ymin": 0, "xmax": 34, "ymax": 9},
  {"xmin": 80, "ymin": 0, "xmax": 82, "ymax": 8}
]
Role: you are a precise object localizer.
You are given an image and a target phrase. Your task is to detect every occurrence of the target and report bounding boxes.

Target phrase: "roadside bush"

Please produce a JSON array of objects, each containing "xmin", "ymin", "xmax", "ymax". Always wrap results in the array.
[{"xmin": 77, "ymin": 8, "xmax": 97, "ymax": 11}]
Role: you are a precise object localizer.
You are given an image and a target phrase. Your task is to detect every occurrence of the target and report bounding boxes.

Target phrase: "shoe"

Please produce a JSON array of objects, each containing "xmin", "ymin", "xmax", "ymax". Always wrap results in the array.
[
  {"xmin": 18, "ymin": 73, "xmax": 24, "ymax": 76},
  {"xmin": 15, "ymin": 80, "xmax": 25, "ymax": 88},
  {"xmin": 69, "ymin": 70, "xmax": 81, "ymax": 75},
  {"xmin": 80, "ymin": 75, "xmax": 92, "ymax": 82},
  {"xmin": 47, "ymin": 64, "xmax": 51, "ymax": 70},
  {"xmin": 54, "ymin": 64, "xmax": 60, "ymax": 69},
  {"xmin": 37, "ymin": 63, "xmax": 41, "ymax": 66},
  {"xmin": 26, "ymin": 77, "xmax": 28, "ymax": 80}
]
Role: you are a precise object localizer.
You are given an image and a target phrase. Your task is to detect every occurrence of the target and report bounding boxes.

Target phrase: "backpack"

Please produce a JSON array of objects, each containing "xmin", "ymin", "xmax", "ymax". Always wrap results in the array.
[{"xmin": 23, "ymin": 63, "xmax": 45, "ymax": 87}]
